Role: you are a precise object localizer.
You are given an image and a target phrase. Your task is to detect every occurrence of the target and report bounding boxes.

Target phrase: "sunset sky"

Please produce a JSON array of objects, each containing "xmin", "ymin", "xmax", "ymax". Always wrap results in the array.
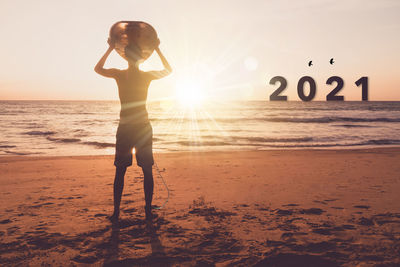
[{"xmin": 0, "ymin": 0, "xmax": 399, "ymax": 101}]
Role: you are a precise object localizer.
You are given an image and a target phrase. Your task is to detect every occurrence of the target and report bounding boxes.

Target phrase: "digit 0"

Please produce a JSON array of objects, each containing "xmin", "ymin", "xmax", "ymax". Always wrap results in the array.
[{"xmin": 297, "ymin": 76, "xmax": 316, "ymax": 101}]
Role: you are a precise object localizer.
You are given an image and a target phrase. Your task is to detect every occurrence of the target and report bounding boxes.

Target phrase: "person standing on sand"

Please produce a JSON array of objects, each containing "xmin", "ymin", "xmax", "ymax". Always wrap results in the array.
[{"xmin": 94, "ymin": 37, "xmax": 172, "ymax": 222}]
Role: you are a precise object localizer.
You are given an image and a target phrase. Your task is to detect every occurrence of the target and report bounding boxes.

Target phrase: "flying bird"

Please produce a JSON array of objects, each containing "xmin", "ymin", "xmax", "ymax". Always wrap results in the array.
[
  {"xmin": 308, "ymin": 60, "xmax": 313, "ymax": 67},
  {"xmin": 330, "ymin": 58, "xmax": 335, "ymax": 65}
]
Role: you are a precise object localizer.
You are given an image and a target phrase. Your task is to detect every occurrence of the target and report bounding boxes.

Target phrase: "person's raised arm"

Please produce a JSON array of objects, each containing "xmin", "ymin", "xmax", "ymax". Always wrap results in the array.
[
  {"xmin": 146, "ymin": 40, "xmax": 173, "ymax": 80},
  {"xmin": 94, "ymin": 39, "xmax": 120, "ymax": 78}
]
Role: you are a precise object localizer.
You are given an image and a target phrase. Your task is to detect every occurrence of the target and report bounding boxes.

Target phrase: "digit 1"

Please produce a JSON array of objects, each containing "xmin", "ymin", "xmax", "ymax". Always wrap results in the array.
[{"xmin": 355, "ymin": 77, "xmax": 368, "ymax": 101}]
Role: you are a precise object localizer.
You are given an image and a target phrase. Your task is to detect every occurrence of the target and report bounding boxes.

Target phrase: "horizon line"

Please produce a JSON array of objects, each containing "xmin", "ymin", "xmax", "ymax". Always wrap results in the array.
[{"xmin": 0, "ymin": 99, "xmax": 399, "ymax": 102}]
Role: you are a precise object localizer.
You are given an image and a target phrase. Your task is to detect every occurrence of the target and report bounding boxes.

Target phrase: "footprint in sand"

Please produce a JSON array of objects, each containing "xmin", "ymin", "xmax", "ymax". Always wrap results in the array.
[
  {"xmin": 0, "ymin": 219, "xmax": 12, "ymax": 224},
  {"xmin": 39, "ymin": 196, "xmax": 55, "ymax": 201},
  {"xmin": 94, "ymin": 213, "xmax": 108, "ymax": 218},
  {"xmin": 341, "ymin": 224, "xmax": 356, "ymax": 230},
  {"xmin": 371, "ymin": 213, "xmax": 400, "ymax": 225},
  {"xmin": 282, "ymin": 204, "xmax": 299, "ymax": 207},
  {"xmin": 242, "ymin": 214, "xmax": 257, "ymax": 221},
  {"xmin": 123, "ymin": 208, "xmax": 137, "ymax": 214},
  {"xmin": 72, "ymin": 254, "xmax": 98, "ymax": 264},
  {"xmin": 276, "ymin": 209, "xmax": 294, "ymax": 216},
  {"xmin": 357, "ymin": 217, "xmax": 374, "ymax": 226},
  {"xmin": 324, "ymin": 198, "xmax": 339, "ymax": 202},
  {"xmin": 30, "ymin": 202, "xmax": 54, "ymax": 208},
  {"xmin": 7, "ymin": 226, "xmax": 20, "ymax": 235},
  {"xmin": 312, "ymin": 227, "xmax": 332, "ymax": 236},
  {"xmin": 313, "ymin": 200, "xmax": 327, "ymax": 205},
  {"xmin": 353, "ymin": 205, "xmax": 370, "ymax": 209},
  {"xmin": 300, "ymin": 208, "xmax": 325, "ymax": 215}
]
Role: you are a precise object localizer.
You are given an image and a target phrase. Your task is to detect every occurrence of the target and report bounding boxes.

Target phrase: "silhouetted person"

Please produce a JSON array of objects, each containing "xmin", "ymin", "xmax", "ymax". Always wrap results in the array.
[{"xmin": 95, "ymin": 37, "xmax": 172, "ymax": 223}]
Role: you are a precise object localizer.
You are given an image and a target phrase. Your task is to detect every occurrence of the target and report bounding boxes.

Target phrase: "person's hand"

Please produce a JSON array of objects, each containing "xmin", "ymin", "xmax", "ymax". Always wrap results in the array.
[
  {"xmin": 154, "ymin": 39, "xmax": 161, "ymax": 53},
  {"xmin": 108, "ymin": 37, "xmax": 115, "ymax": 49}
]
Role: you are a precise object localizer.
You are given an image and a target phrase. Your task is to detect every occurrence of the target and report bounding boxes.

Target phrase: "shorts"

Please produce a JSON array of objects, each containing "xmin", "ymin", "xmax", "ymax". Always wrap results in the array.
[{"xmin": 114, "ymin": 122, "xmax": 154, "ymax": 168}]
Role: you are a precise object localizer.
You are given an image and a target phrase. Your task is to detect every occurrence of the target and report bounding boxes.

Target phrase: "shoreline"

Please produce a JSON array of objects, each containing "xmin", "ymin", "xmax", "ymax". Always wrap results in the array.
[{"xmin": 1, "ymin": 146, "xmax": 399, "ymax": 161}]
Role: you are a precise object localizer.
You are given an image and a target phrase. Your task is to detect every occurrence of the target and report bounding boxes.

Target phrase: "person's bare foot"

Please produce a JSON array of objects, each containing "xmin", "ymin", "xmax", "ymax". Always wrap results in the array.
[{"xmin": 145, "ymin": 206, "xmax": 153, "ymax": 221}]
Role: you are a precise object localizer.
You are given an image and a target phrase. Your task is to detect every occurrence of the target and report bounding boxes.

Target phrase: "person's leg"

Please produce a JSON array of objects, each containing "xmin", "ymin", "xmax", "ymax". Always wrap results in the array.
[
  {"xmin": 135, "ymin": 122, "xmax": 155, "ymax": 220},
  {"xmin": 112, "ymin": 123, "xmax": 134, "ymax": 222},
  {"xmin": 110, "ymin": 166, "xmax": 127, "ymax": 221},
  {"xmin": 142, "ymin": 166, "xmax": 154, "ymax": 219}
]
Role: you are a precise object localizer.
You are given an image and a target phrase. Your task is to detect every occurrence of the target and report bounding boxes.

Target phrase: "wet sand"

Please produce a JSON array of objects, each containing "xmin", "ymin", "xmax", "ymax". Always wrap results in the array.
[{"xmin": 1, "ymin": 148, "xmax": 400, "ymax": 266}]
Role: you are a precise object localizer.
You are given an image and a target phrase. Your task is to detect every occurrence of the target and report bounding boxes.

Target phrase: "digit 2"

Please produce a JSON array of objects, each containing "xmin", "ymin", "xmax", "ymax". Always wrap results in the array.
[
  {"xmin": 326, "ymin": 76, "xmax": 344, "ymax": 101},
  {"xmin": 269, "ymin": 76, "xmax": 287, "ymax": 101}
]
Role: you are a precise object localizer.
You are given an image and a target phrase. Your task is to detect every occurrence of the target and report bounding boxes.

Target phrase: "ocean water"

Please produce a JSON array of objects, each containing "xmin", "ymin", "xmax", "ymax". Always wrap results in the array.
[{"xmin": 0, "ymin": 100, "xmax": 399, "ymax": 156}]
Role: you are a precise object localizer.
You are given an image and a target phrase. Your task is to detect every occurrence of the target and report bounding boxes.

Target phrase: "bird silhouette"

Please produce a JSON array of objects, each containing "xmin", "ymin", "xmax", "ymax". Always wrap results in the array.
[
  {"xmin": 308, "ymin": 60, "xmax": 313, "ymax": 67},
  {"xmin": 330, "ymin": 58, "xmax": 334, "ymax": 65}
]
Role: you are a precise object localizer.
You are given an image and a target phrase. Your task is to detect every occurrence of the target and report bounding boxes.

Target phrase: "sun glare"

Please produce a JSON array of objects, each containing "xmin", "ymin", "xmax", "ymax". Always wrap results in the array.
[{"xmin": 175, "ymin": 78, "xmax": 206, "ymax": 108}]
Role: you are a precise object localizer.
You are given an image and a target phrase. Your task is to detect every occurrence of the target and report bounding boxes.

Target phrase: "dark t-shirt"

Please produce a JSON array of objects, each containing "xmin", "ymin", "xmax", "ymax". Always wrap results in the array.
[{"xmin": 114, "ymin": 69, "xmax": 153, "ymax": 124}]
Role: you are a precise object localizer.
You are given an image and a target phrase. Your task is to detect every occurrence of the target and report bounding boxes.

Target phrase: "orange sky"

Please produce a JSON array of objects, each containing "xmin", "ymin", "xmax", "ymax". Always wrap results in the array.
[{"xmin": 0, "ymin": 0, "xmax": 399, "ymax": 101}]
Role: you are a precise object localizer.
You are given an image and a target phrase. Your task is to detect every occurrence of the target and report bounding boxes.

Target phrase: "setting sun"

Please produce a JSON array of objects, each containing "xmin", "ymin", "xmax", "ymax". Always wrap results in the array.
[{"xmin": 175, "ymin": 78, "xmax": 206, "ymax": 108}]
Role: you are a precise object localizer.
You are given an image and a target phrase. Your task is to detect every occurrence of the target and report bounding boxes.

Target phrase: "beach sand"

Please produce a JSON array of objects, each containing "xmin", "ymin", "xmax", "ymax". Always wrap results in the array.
[{"xmin": 1, "ymin": 148, "xmax": 400, "ymax": 266}]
